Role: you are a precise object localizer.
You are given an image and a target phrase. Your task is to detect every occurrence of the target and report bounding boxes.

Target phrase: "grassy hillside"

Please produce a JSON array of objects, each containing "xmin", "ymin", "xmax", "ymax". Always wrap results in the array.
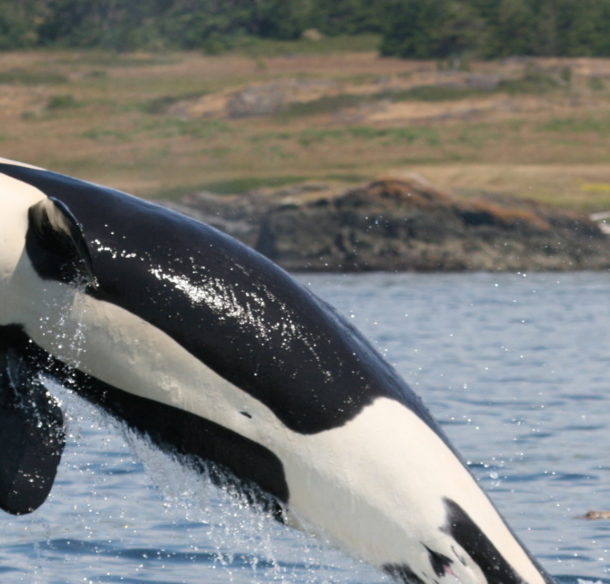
[{"xmin": 1, "ymin": 48, "xmax": 610, "ymax": 212}]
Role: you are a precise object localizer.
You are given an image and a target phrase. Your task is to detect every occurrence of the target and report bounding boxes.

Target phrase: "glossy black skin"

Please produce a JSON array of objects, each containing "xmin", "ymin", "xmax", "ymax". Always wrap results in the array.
[
  {"xmin": 0, "ymin": 328, "xmax": 64, "ymax": 515},
  {"xmin": 2, "ymin": 160, "xmax": 445, "ymax": 517},
  {"xmin": 0, "ymin": 163, "xmax": 556, "ymax": 584},
  {"xmin": 1, "ymin": 162, "xmax": 441, "ymax": 437}
]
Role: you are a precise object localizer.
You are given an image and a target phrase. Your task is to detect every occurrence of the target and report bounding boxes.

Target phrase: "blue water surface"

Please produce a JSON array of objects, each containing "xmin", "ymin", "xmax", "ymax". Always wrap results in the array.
[{"xmin": 1, "ymin": 272, "xmax": 609, "ymax": 583}]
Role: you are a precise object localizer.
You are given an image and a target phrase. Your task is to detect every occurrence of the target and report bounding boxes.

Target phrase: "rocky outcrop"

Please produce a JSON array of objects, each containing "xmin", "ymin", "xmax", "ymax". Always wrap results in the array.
[
  {"xmin": 583, "ymin": 511, "xmax": 610, "ymax": 520},
  {"xmin": 224, "ymin": 79, "xmax": 338, "ymax": 119},
  {"xmin": 162, "ymin": 177, "xmax": 610, "ymax": 272}
]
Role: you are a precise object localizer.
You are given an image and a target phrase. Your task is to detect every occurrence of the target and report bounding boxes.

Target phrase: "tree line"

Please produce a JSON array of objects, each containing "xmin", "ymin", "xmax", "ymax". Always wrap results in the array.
[{"xmin": 1, "ymin": 0, "xmax": 609, "ymax": 58}]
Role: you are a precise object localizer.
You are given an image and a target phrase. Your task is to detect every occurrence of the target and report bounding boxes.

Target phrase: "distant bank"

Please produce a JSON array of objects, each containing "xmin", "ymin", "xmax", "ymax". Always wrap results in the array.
[{"xmin": 162, "ymin": 176, "xmax": 610, "ymax": 272}]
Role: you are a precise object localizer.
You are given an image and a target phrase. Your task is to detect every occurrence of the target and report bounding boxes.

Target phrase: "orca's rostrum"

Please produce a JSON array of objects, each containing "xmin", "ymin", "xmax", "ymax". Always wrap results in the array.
[{"xmin": 0, "ymin": 158, "xmax": 555, "ymax": 584}]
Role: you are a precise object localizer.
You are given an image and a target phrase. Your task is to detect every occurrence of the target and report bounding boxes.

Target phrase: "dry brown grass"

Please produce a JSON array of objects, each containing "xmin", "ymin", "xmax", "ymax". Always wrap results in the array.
[{"xmin": 1, "ymin": 50, "xmax": 610, "ymax": 212}]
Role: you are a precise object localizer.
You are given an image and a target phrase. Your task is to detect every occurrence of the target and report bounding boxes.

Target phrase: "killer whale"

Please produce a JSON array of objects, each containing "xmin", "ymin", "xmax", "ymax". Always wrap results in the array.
[{"xmin": 0, "ymin": 158, "xmax": 555, "ymax": 584}]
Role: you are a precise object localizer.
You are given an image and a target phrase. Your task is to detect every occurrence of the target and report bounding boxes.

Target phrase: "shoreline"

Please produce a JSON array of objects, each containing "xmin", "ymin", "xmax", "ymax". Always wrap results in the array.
[{"xmin": 162, "ymin": 176, "xmax": 610, "ymax": 273}]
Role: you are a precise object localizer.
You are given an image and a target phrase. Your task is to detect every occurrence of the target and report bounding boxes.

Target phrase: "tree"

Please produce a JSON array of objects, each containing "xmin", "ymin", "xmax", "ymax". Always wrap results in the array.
[
  {"xmin": 0, "ymin": 0, "xmax": 42, "ymax": 49},
  {"xmin": 0, "ymin": 0, "xmax": 609, "ymax": 58},
  {"xmin": 434, "ymin": 1, "xmax": 487, "ymax": 60},
  {"xmin": 308, "ymin": 0, "xmax": 387, "ymax": 35},
  {"xmin": 590, "ymin": 0, "xmax": 610, "ymax": 55},
  {"xmin": 380, "ymin": 0, "xmax": 447, "ymax": 58},
  {"xmin": 380, "ymin": 0, "xmax": 486, "ymax": 60},
  {"xmin": 486, "ymin": 0, "xmax": 536, "ymax": 57},
  {"xmin": 38, "ymin": 0, "xmax": 166, "ymax": 50},
  {"xmin": 254, "ymin": 0, "xmax": 306, "ymax": 40}
]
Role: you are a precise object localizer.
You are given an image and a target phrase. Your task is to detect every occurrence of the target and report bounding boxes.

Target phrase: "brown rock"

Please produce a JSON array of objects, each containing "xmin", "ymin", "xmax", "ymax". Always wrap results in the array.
[
  {"xmin": 160, "ymin": 177, "xmax": 610, "ymax": 272},
  {"xmin": 583, "ymin": 511, "xmax": 610, "ymax": 520}
]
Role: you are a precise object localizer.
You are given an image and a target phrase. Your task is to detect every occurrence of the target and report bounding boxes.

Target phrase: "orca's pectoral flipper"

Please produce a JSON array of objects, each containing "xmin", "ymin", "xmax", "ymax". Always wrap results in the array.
[
  {"xmin": 26, "ymin": 196, "xmax": 97, "ymax": 287},
  {"xmin": 0, "ymin": 348, "xmax": 65, "ymax": 515}
]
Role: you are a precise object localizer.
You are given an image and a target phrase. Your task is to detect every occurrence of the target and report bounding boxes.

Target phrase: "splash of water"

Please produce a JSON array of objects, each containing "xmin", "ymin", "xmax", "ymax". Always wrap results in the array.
[
  {"xmin": 50, "ymin": 384, "xmax": 387, "ymax": 584},
  {"xmin": 32, "ymin": 281, "xmax": 386, "ymax": 583}
]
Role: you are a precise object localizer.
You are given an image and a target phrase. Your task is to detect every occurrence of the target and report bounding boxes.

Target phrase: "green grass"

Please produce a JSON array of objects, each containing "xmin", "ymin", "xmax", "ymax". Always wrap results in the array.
[
  {"xmin": 142, "ymin": 91, "xmax": 210, "ymax": 114},
  {"xmin": 588, "ymin": 77, "xmax": 605, "ymax": 91},
  {"xmin": 280, "ymin": 93, "xmax": 370, "ymax": 117},
  {"xmin": 383, "ymin": 84, "xmax": 485, "ymax": 102},
  {"xmin": 380, "ymin": 69, "xmax": 563, "ymax": 103},
  {"xmin": 46, "ymin": 94, "xmax": 82, "ymax": 110},
  {"xmin": 280, "ymin": 85, "xmax": 491, "ymax": 117},
  {"xmin": 135, "ymin": 117, "xmax": 232, "ymax": 139},
  {"xmin": 199, "ymin": 146, "xmax": 234, "ymax": 158},
  {"xmin": 296, "ymin": 128, "xmax": 347, "ymax": 146},
  {"xmin": 56, "ymin": 52, "xmax": 182, "ymax": 67},
  {"xmin": 202, "ymin": 175, "xmax": 308, "ymax": 193},
  {"xmin": 337, "ymin": 73, "xmax": 381, "ymax": 85},
  {"xmin": 80, "ymin": 128, "xmax": 131, "ymax": 142},
  {"xmin": 324, "ymin": 173, "xmax": 369, "ymax": 183},
  {"xmin": 228, "ymin": 34, "xmax": 381, "ymax": 57},
  {"xmin": 347, "ymin": 126, "xmax": 440, "ymax": 145},
  {"xmin": 291, "ymin": 126, "xmax": 441, "ymax": 147},
  {"xmin": 80, "ymin": 116, "xmax": 232, "ymax": 143},
  {"xmin": 450, "ymin": 123, "xmax": 500, "ymax": 149},
  {"xmin": 249, "ymin": 131, "xmax": 293, "ymax": 143},
  {"xmin": 273, "ymin": 69, "xmax": 568, "ymax": 120},
  {"xmin": 155, "ymin": 174, "xmax": 309, "ymax": 198},
  {"xmin": 83, "ymin": 69, "xmax": 108, "ymax": 79},
  {"xmin": 497, "ymin": 67, "xmax": 563, "ymax": 94},
  {"xmin": 0, "ymin": 69, "xmax": 68, "ymax": 84},
  {"xmin": 538, "ymin": 116, "xmax": 610, "ymax": 134}
]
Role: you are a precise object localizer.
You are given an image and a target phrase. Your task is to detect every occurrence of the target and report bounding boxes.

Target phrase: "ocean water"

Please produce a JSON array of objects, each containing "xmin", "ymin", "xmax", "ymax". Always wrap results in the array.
[{"xmin": 1, "ymin": 271, "xmax": 609, "ymax": 584}]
